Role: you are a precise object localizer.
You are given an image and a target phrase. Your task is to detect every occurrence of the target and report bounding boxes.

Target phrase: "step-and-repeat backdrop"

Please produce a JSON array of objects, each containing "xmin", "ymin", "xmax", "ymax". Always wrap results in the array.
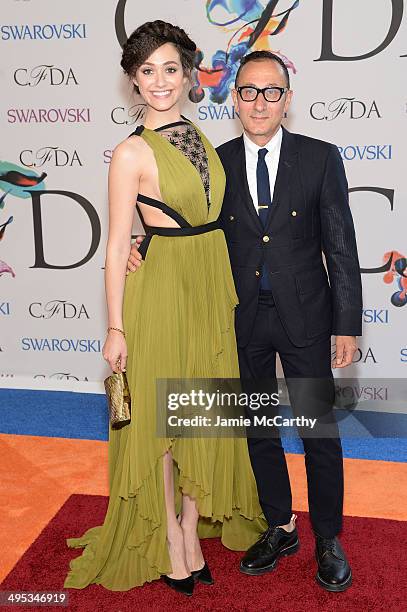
[{"xmin": 0, "ymin": 0, "xmax": 406, "ymax": 393}]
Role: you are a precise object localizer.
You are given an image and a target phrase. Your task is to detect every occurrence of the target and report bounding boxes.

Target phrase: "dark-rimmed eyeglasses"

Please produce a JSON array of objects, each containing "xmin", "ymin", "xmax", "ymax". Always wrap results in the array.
[{"xmin": 237, "ymin": 86, "xmax": 288, "ymax": 103}]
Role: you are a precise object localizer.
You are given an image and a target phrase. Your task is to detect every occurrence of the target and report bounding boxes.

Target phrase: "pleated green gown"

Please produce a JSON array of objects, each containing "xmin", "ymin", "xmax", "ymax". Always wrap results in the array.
[{"xmin": 64, "ymin": 120, "xmax": 266, "ymax": 591}]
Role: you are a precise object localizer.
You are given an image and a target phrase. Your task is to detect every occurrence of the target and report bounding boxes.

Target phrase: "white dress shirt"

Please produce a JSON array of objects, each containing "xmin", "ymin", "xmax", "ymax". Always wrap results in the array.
[{"xmin": 243, "ymin": 127, "xmax": 282, "ymax": 214}]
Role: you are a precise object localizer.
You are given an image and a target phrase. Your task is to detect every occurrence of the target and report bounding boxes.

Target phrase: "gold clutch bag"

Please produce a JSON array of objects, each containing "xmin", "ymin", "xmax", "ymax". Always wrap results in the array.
[{"xmin": 104, "ymin": 371, "xmax": 131, "ymax": 428}]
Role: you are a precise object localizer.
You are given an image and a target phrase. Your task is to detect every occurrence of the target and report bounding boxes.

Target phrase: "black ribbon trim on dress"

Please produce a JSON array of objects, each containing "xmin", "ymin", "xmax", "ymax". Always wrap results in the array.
[
  {"xmin": 136, "ymin": 199, "xmax": 191, "ymax": 228},
  {"xmin": 137, "ymin": 234, "xmax": 152, "ymax": 260},
  {"xmin": 138, "ymin": 221, "xmax": 220, "ymax": 260},
  {"xmin": 146, "ymin": 220, "xmax": 220, "ymax": 237},
  {"xmin": 132, "ymin": 125, "xmax": 144, "ymax": 137}
]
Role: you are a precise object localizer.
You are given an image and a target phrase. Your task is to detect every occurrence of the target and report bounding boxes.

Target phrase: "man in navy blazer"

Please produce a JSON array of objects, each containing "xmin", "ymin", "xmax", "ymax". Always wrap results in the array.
[
  {"xmin": 128, "ymin": 51, "xmax": 362, "ymax": 592},
  {"xmin": 215, "ymin": 51, "xmax": 362, "ymax": 592}
]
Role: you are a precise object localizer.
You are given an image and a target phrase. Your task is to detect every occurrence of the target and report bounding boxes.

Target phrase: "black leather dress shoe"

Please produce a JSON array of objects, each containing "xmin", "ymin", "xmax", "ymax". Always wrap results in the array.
[
  {"xmin": 315, "ymin": 535, "xmax": 352, "ymax": 592},
  {"xmin": 191, "ymin": 561, "xmax": 214, "ymax": 585},
  {"xmin": 240, "ymin": 526, "xmax": 299, "ymax": 575},
  {"xmin": 161, "ymin": 574, "xmax": 194, "ymax": 596}
]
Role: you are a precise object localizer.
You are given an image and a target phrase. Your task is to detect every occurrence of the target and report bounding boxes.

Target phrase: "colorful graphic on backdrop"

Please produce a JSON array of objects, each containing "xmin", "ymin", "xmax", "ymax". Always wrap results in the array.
[
  {"xmin": 383, "ymin": 251, "xmax": 407, "ymax": 307},
  {"xmin": 0, "ymin": 162, "xmax": 47, "ymax": 197},
  {"xmin": 190, "ymin": 0, "xmax": 299, "ymax": 104},
  {"xmin": 0, "ymin": 161, "xmax": 47, "ymax": 278}
]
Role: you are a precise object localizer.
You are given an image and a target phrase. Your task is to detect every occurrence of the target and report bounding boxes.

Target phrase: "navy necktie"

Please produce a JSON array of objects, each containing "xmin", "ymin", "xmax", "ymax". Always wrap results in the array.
[{"xmin": 256, "ymin": 148, "xmax": 272, "ymax": 290}]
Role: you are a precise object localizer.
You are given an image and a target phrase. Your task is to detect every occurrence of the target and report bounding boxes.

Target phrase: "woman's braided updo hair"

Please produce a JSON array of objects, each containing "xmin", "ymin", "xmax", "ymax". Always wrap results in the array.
[{"xmin": 121, "ymin": 20, "xmax": 197, "ymax": 93}]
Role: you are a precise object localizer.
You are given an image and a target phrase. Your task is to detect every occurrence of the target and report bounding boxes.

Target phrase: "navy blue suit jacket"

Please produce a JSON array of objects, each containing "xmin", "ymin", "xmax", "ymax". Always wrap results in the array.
[{"xmin": 216, "ymin": 127, "xmax": 363, "ymax": 347}]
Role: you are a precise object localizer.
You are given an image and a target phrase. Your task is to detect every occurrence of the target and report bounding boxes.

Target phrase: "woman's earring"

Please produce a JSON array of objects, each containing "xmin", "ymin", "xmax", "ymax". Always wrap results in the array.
[{"xmin": 283, "ymin": 111, "xmax": 288, "ymax": 118}]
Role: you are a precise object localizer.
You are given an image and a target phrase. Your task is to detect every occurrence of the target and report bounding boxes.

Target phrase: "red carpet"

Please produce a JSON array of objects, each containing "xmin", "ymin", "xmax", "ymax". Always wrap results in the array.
[{"xmin": 1, "ymin": 494, "xmax": 405, "ymax": 612}]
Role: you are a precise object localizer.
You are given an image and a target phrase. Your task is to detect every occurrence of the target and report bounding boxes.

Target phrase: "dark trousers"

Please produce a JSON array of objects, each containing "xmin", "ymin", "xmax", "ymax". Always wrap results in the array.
[{"xmin": 238, "ymin": 292, "xmax": 344, "ymax": 538}]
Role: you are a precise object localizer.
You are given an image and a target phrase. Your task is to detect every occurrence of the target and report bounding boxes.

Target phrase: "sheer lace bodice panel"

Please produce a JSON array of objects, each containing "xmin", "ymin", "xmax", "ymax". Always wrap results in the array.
[{"xmin": 155, "ymin": 121, "xmax": 211, "ymax": 207}]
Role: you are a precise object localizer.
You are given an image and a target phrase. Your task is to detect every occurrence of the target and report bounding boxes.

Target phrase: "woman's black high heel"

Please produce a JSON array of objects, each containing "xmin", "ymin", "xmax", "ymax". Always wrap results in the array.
[
  {"xmin": 191, "ymin": 561, "xmax": 214, "ymax": 585},
  {"xmin": 161, "ymin": 574, "xmax": 195, "ymax": 596}
]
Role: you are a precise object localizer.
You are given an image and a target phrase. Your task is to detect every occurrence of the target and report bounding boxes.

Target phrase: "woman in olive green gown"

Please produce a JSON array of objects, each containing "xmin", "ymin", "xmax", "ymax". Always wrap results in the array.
[{"xmin": 64, "ymin": 20, "xmax": 265, "ymax": 593}]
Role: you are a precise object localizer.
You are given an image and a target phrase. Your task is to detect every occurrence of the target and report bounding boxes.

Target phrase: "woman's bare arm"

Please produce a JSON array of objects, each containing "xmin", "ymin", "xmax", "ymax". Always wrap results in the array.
[{"xmin": 105, "ymin": 138, "xmax": 141, "ymax": 331}]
